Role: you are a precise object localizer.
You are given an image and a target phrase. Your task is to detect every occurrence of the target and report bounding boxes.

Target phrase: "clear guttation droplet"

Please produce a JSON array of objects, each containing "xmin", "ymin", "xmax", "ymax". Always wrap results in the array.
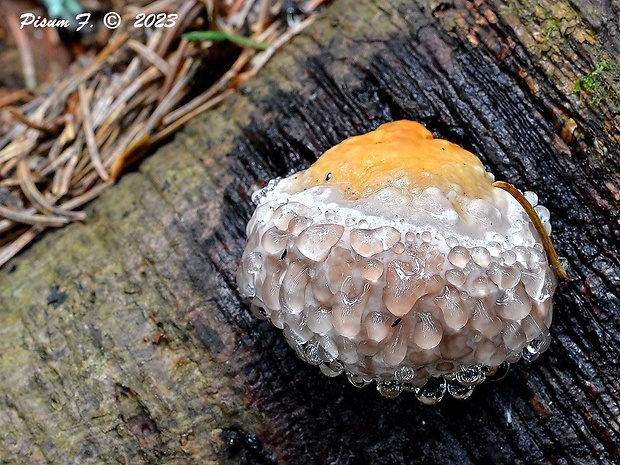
[
  {"xmin": 413, "ymin": 312, "xmax": 443, "ymax": 349},
  {"xmin": 296, "ymin": 224, "xmax": 344, "ymax": 261},
  {"xmin": 502, "ymin": 321, "xmax": 527, "ymax": 352},
  {"xmin": 471, "ymin": 299, "xmax": 503, "ymax": 337},
  {"xmin": 395, "ymin": 366, "xmax": 416, "ymax": 382},
  {"xmin": 447, "ymin": 380, "xmax": 475, "ymax": 400},
  {"xmin": 332, "ymin": 281, "xmax": 371, "ymax": 338},
  {"xmin": 484, "ymin": 362, "xmax": 510, "ymax": 380},
  {"xmin": 383, "ymin": 260, "xmax": 425, "ymax": 317},
  {"xmin": 445, "ymin": 269, "xmax": 466, "ymax": 287},
  {"xmin": 250, "ymin": 300, "xmax": 269, "ymax": 320},
  {"xmin": 522, "ymin": 267, "xmax": 554, "ymax": 302},
  {"xmin": 534, "ymin": 205, "xmax": 550, "ymax": 224},
  {"xmin": 350, "ymin": 226, "xmax": 400, "ymax": 257},
  {"xmin": 523, "ymin": 191, "xmax": 538, "ymax": 207},
  {"xmin": 470, "ymin": 276, "xmax": 492, "ymax": 298},
  {"xmin": 488, "ymin": 263, "xmax": 522, "ymax": 290},
  {"xmin": 319, "ymin": 360, "xmax": 344, "ymax": 377},
  {"xmin": 496, "ymin": 284, "xmax": 532, "ymax": 320},
  {"xmin": 280, "ymin": 260, "xmax": 310, "ymax": 314},
  {"xmin": 284, "ymin": 323, "xmax": 310, "ymax": 347},
  {"xmin": 500, "ymin": 250, "xmax": 517, "ymax": 266},
  {"xmin": 383, "ymin": 324, "xmax": 408, "ymax": 365},
  {"xmin": 471, "ymin": 247, "xmax": 491, "ymax": 267},
  {"xmin": 245, "ymin": 251, "xmax": 262, "ymax": 273},
  {"xmin": 435, "ymin": 286, "xmax": 468, "ymax": 330},
  {"xmin": 307, "ymin": 306, "xmax": 333, "ymax": 334},
  {"xmin": 365, "ymin": 311, "xmax": 392, "ymax": 343},
  {"xmin": 347, "ymin": 372, "xmax": 371, "ymax": 388},
  {"xmin": 522, "ymin": 331, "xmax": 551, "ymax": 362},
  {"xmin": 273, "ymin": 204, "xmax": 307, "ymax": 230},
  {"xmin": 486, "ymin": 241, "xmax": 502, "ymax": 256},
  {"xmin": 377, "ymin": 380, "xmax": 403, "ymax": 398},
  {"xmin": 521, "ymin": 313, "xmax": 546, "ymax": 342},
  {"xmin": 455, "ymin": 366, "xmax": 485, "ymax": 386},
  {"xmin": 415, "ymin": 377, "xmax": 447, "ymax": 405},
  {"xmin": 261, "ymin": 227, "xmax": 289, "ymax": 254},
  {"xmin": 317, "ymin": 334, "xmax": 339, "ymax": 361},
  {"xmin": 448, "ymin": 246, "xmax": 471, "ymax": 267},
  {"xmin": 392, "ymin": 242, "xmax": 406, "ymax": 254},
  {"xmin": 261, "ymin": 261, "xmax": 286, "ymax": 310},
  {"xmin": 336, "ymin": 336, "xmax": 359, "ymax": 364},
  {"xmin": 362, "ymin": 259, "xmax": 384, "ymax": 281},
  {"xmin": 288, "ymin": 216, "xmax": 313, "ymax": 235},
  {"xmin": 303, "ymin": 340, "xmax": 323, "ymax": 365}
]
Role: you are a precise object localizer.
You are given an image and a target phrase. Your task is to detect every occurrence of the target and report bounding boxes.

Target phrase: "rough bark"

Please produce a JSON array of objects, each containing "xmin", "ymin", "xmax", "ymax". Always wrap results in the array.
[{"xmin": 1, "ymin": 0, "xmax": 619, "ymax": 463}]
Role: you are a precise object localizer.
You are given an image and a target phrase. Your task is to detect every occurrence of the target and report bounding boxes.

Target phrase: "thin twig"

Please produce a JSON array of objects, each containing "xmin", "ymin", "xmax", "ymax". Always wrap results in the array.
[
  {"xmin": 159, "ymin": 41, "xmax": 189, "ymax": 104},
  {"xmin": 57, "ymin": 149, "xmax": 79, "ymax": 197},
  {"xmin": 127, "ymin": 40, "xmax": 171, "ymax": 75},
  {"xmin": 210, "ymin": 0, "xmax": 219, "ymax": 25},
  {"xmin": 303, "ymin": 0, "xmax": 329, "ymax": 12},
  {"xmin": 6, "ymin": 15, "xmax": 37, "ymax": 89},
  {"xmin": 0, "ymin": 205, "xmax": 70, "ymax": 227},
  {"xmin": 256, "ymin": 0, "xmax": 271, "ymax": 34},
  {"xmin": 60, "ymin": 181, "xmax": 114, "ymax": 210},
  {"xmin": 7, "ymin": 107, "xmax": 55, "ymax": 135},
  {"xmin": 148, "ymin": 60, "xmax": 200, "ymax": 130},
  {"xmin": 493, "ymin": 181, "xmax": 568, "ymax": 280},
  {"xmin": 0, "ymin": 90, "xmax": 31, "ymax": 109},
  {"xmin": 162, "ymin": 48, "xmax": 253, "ymax": 125},
  {"xmin": 17, "ymin": 159, "xmax": 85, "ymax": 221},
  {"xmin": 152, "ymin": 88, "xmax": 234, "ymax": 146},
  {"xmin": 78, "ymin": 83, "xmax": 110, "ymax": 181},
  {"xmin": 156, "ymin": 0, "xmax": 201, "ymax": 57},
  {"xmin": 0, "ymin": 225, "xmax": 44, "ymax": 268},
  {"xmin": 0, "ymin": 140, "xmax": 37, "ymax": 168}
]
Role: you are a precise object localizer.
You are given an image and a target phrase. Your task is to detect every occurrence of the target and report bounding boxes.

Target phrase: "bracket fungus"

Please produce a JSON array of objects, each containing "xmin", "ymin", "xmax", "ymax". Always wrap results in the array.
[{"xmin": 237, "ymin": 120, "xmax": 565, "ymax": 402}]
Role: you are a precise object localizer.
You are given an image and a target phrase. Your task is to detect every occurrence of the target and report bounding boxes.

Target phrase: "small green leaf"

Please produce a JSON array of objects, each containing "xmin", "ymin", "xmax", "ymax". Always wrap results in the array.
[{"xmin": 183, "ymin": 30, "xmax": 269, "ymax": 50}]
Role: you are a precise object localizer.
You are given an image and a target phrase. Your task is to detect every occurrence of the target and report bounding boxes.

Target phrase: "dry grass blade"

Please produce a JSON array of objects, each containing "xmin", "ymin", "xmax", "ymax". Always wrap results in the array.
[{"xmin": 0, "ymin": 0, "xmax": 334, "ymax": 268}]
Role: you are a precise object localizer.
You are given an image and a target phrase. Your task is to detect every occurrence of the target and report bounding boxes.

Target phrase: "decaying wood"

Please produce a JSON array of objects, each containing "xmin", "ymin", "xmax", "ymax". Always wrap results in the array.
[{"xmin": 0, "ymin": 0, "xmax": 619, "ymax": 463}]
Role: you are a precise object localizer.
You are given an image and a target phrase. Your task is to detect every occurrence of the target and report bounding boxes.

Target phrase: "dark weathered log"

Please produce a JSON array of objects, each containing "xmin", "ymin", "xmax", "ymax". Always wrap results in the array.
[{"xmin": 1, "ymin": 0, "xmax": 619, "ymax": 463}]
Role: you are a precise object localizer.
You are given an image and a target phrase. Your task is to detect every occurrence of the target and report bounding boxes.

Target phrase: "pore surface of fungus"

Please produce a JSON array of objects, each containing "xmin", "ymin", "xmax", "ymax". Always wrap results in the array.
[{"xmin": 237, "ymin": 121, "xmax": 560, "ymax": 402}]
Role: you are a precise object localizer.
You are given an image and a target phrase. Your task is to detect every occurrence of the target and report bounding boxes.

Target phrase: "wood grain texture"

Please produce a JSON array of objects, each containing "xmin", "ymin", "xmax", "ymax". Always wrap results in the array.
[{"xmin": 1, "ymin": 0, "xmax": 619, "ymax": 463}]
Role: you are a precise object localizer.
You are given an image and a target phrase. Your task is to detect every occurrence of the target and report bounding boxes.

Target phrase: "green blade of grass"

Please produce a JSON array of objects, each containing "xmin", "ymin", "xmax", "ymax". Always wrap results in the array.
[{"xmin": 183, "ymin": 31, "xmax": 269, "ymax": 50}]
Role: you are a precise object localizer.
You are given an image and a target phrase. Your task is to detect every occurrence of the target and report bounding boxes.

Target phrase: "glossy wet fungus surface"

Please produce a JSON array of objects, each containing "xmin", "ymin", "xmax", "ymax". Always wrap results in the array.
[{"xmin": 237, "ymin": 121, "xmax": 558, "ymax": 402}]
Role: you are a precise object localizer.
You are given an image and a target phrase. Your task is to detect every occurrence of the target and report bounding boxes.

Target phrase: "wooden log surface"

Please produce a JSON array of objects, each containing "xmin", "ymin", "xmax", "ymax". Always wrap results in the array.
[{"xmin": 1, "ymin": 0, "xmax": 619, "ymax": 463}]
